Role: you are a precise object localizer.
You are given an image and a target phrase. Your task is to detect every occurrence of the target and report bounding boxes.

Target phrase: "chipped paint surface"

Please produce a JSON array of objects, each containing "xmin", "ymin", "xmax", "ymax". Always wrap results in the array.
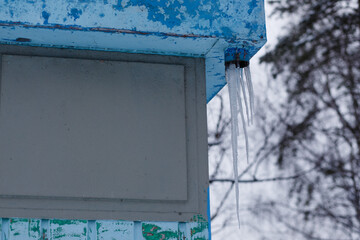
[
  {"xmin": 142, "ymin": 222, "xmax": 178, "ymax": 240},
  {"xmin": 0, "ymin": 0, "xmax": 265, "ymax": 41},
  {"xmin": 8, "ymin": 219, "xmax": 40, "ymax": 240},
  {"xmin": 0, "ymin": 216, "xmax": 209, "ymax": 240},
  {"xmin": 189, "ymin": 216, "xmax": 208, "ymax": 240},
  {"xmin": 96, "ymin": 220, "xmax": 134, "ymax": 239},
  {"xmin": 0, "ymin": 0, "xmax": 266, "ymax": 101},
  {"xmin": 50, "ymin": 220, "xmax": 87, "ymax": 240}
]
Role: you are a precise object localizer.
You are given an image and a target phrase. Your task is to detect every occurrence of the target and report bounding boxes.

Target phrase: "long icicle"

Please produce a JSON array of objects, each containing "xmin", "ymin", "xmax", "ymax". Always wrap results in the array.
[
  {"xmin": 238, "ymin": 68, "xmax": 250, "ymax": 125},
  {"xmin": 226, "ymin": 62, "xmax": 255, "ymax": 228},
  {"xmin": 226, "ymin": 65, "xmax": 241, "ymax": 228},
  {"xmin": 236, "ymin": 68, "xmax": 250, "ymax": 164},
  {"xmin": 244, "ymin": 66, "xmax": 254, "ymax": 124}
]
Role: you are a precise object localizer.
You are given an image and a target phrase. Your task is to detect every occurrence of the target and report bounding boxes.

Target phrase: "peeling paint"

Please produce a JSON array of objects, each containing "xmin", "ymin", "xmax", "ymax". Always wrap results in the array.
[
  {"xmin": 189, "ymin": 216, "xmax": 209, "ymax": 240},
  {"xmin": 68, "ymin": 8, "xmax": 83, "ymax": 21},
  {"xmin": 96, "ymin": 220, "xmax": 134, "ymax": 239},
  {"xmin": 142, "ymin": 223, "xmax": 178, "ymax": 240},
  {"xmin": 41, "ymin": 11, "xmax": 50, "ymax": 24},
  {"xmin": 112, "ymin": 0, "xmax": 228, "ymax": 30},
  {"xmin": 0, "ymin": 0, "xmax": 267, "ymax": 102},
  {"xmin": 50, "ymin": 220, "xmax": 87, "ymax": 240},
  {"xmin": 0, "ymin": 0, "xmax": 266, "ymax": 41},
  {"xmin": 248, "ymin": 0, "xmax": 259, "ymax": 15},
  {"xmin": 0, "ymin": 217, "xmax": 209, "ymax": 240},
  {"xmin": 7, "ymin": 218, "xmax": 40, "ymax": 240}
]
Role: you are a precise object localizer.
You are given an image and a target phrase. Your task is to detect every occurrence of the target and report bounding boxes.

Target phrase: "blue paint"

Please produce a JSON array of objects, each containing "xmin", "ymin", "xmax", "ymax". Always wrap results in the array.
[
  {"xmin": 0, "ymin": 0, "xmax": 266, "ymax": 107},
  {"xmin": 221, "ymin": 27, "xmax": 236, "ymax": 39},
  {"xmin": 0, "ymin": 0, "xmax": 266, "ymax": 42},
  {"xmin": 246, "ymin": 22, "xmax": 259, "ymax": 37},
  {"xmin": 225, "ymin": 45, "xmax": 261, "ymax": 63},
  {"xmin": 207, "ymin": 83, "xmax": 226, "ymax": 102},
  {"xmin": 248, "ymin": 0, "xmax": 259, "ymax": 15},
  {"xmin": 113, "ymin": 0, "xmax": 228, "ymax": 29},
  {"xmin": 68, "ymin": 8, "xmax": 82, "ymax": 21},
  {"xmin": 42, "ymin": 11, "xmax": 50, "ymax": 24},
  {"xmin": 0, "ymin": 20, "xmax": 214, "ymax": 41}
]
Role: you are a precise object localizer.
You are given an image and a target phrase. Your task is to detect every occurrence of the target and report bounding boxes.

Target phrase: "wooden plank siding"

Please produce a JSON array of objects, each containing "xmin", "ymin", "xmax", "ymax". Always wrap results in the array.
[{"xmin": 0, "ymin": 216, "xmax": 208, "ymax": 240}]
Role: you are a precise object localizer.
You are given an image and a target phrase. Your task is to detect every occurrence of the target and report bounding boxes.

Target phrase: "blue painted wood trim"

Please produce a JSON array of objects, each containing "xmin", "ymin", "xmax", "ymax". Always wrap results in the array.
[
  {"xmin": 0, "ymin": 0, "xmax": 266, "ymax": 43},
  {"xmin": 0, "ymin": 0, "xmax": 267, "ymax": 102}
]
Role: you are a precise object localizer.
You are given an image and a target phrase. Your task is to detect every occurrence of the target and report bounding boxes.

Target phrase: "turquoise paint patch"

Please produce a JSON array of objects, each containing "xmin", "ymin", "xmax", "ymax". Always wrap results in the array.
[
  {"xmin": 142, "ymin": 223, "xmax": 178, "ymax": 240},
  {"xmin": 8, "ymin": 219, "xmax": 41, "ymax": 240},
  {"xmin": 50, "ymin": 220, "xmax": 87, "ymax": 240}
]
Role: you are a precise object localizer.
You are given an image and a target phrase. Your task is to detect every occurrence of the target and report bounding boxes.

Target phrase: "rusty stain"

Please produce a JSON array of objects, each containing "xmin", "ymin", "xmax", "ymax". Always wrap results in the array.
[
  {"xmin": 243, "ymin": 50, "xmax": 248, "ymax": 60},
  {"xmin": 0, "ymin": 21, "xmax": 217, "ymax": 39},
  {"xmin": 89, "ymin": 27, "xmax": 151, "ymax": 35},
  {"xmin": 16, "ymin": 37, "xmax": 31, "ymax": 42}
]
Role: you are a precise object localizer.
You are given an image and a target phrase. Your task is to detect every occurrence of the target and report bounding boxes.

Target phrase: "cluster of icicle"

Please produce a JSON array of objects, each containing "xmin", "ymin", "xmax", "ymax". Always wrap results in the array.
[{"xmin": 225, "ymin": 63, "xmax": 254, "ymax": 228}]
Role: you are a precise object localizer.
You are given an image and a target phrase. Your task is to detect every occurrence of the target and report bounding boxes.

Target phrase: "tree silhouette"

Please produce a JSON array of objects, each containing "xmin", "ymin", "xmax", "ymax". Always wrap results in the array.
[{"xmin": 209, "ymin": 0, "xmax": 360, "ymax": 239}]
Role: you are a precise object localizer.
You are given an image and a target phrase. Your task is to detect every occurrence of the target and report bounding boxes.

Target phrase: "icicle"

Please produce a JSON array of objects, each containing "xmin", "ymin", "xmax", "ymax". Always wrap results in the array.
[
  {"xmin": 244, "ymin": 66, "xmax": 254, "ymax": 124},
  {"xmin": 238, "ymin": 68, "xmax": 250, "ymax": 125},
  {"xmin": 226, "ymin": 64, "xmax": 241, "ymax": 228},
  {"xmin": 225, "ymin": 61, "xmax": 255, "ymax": 229},
  {"xmin": 235, "ymin": 68, "xmax": 250, "ymax": 164}
]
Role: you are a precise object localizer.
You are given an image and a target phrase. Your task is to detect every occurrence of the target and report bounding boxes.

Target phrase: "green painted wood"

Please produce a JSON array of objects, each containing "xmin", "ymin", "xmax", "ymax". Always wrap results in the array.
[
  {"xmin": 8, "ymin": 219, "xmax": 40, "ymax": 240},
  {"xmin": 50, "ymin": 220, "xmax": 87, "ymax": 240},
  {"xmin": 0, "ymin": 216, "xmax": 208, "ymax": 240},
  {"xmin": 96, "ymin": 220, "xmax": 134, "ymax": 239}
]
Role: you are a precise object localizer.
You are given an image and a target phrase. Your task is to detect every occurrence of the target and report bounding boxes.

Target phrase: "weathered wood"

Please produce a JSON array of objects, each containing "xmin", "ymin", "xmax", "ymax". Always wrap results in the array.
[
  {"xmin": 0, "ymin": 217, "xmax": 208, "ymax": 240},
  {"xmin": 96, "ymin": 220, "xmax": 134, "ymax": 240},
  {"xmin": 8, "ymin": 219, "xmax": 40, "ymax": 240}
]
